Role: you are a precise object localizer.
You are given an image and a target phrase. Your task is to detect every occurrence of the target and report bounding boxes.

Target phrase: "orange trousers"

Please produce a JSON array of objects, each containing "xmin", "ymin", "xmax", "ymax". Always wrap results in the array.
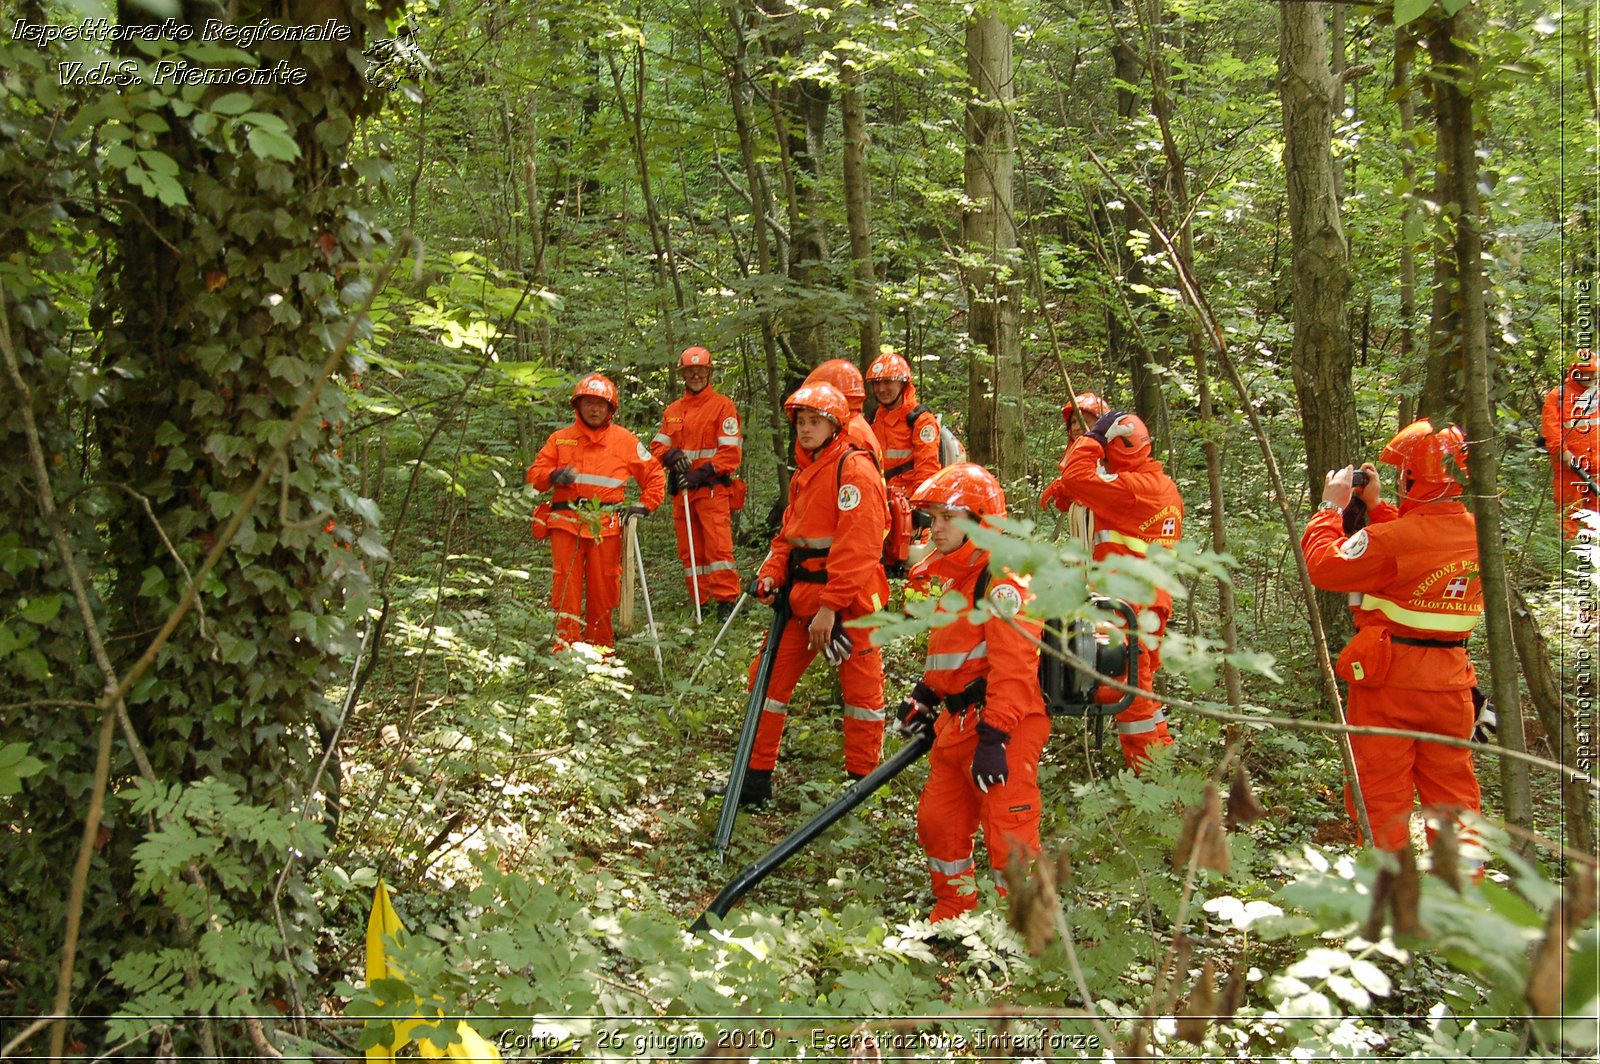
[
  {"xmin": 549, "ymin": 528, "xmax": 623, "ymax": 648},
  {"xmin": 747, "ymin": 613, "xmax": 885, "ymax": 778},
  {"xmin": 918, "ymin": 711, "xmax": 1050, "ymax": 922},
  {"xmin": 1344, "ymin": 684, "xmax": 1480, "ymax": 855},
  {"xmin": 1116, "ymin": 607, "xmax": 1173, "ymax": 769},
  {"xmin": 673, "ymin": 488, "xmax": 741, "ymax": 604}
]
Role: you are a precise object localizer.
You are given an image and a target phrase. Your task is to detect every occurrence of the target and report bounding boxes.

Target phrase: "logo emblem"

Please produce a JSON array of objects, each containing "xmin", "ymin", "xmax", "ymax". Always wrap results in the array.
[
  {"xmin": 1443, "ymin": 576, "xmax": 1471, "ymax": 600},
  {"xmin": 722, "ymin": 416, "xmax": 739, "ymax": 436},
  {"xmin": 838, "ymin": 484, "xmax": 862, "ymax": 511},
  {"xmin": 636, "ymin": 442, "xmax": 651, "ymax": 462},
  {"xmin": 1161, "ymin": 518, "xmax": 1177, "ymax": 538},
  {"xmin": 1338, "ymin": 529, "xmax": 1369, "ymax": 559},
  {"xmin": 918, "ymin": 421, "xmax": 938, "ymax": 445},
  {"xmin": 988, "ymin": 583, "xmax": 1023, "ymax": 618}
]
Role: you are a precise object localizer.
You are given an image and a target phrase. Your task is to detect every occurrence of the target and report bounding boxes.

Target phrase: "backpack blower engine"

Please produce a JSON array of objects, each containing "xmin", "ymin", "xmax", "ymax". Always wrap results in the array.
[{"xmin": 1039, "ymin": 595, "xmax": 1141, "ymax": 748}]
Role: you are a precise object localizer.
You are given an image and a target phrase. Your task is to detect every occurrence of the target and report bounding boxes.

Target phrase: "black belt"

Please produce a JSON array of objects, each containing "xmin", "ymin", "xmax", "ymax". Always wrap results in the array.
[
  {"xmin": 1392, "ymin": 635, "xmax": 1469, "ymax": 649},
  {"xmin": 885, "ymin": 460, "xmax": 914, "ymax": 480},
  {"xmin": 789, "ymin": 546, "xmax": 829, "ymax": 584},
  {"xmin": 945, "ymin": 678, "xmax": 987, "ymax": 714}
]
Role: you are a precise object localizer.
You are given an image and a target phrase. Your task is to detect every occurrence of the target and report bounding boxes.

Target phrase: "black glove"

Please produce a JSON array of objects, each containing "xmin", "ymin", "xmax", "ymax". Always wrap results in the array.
[
  {"xmin": 1471, "ymin": 687, "xmax": 1497, "ymax": 744},
  {"xmin": 549, "ymin": 465, "xmax": 577, "ymax": 487},
  {"xmin": 820, "ymin": 614, "xmax": 854, "ymax": 665},
  {"xmin": 660, "ymin": 448, "xmax": 690, "ymax": 475},
  {"xmin": 896, "ymin": 697, "xmax": 936, "ymax": 740},
  {"xmin": 683, "ymin": 463, "xmax": 716, "ymax": 490},
  {"xmin": 1086, "ymin": 410, "xmax": 1126, "ymax": 447},
  {"xmin": 625, "ymin": 505, "xmax": 651, "ymax": 521},
  {"xmin": 971, "ymin": 722, "xmax": 1010, "ymax": 792},
  {"xmin": 1533, "ymin": 435, "xmax": 1547, "ymax": 453}
]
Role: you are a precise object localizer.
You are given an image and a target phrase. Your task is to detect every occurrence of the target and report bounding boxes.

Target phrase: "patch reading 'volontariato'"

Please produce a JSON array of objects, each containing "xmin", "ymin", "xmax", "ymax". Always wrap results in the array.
[
  {"xmin": 838, "ymin": 483, "xmax": 862, "ymax": 511},
  {"xmin": 1339, "ymin": 528, "xmax": 1369, "ymax": 559}
]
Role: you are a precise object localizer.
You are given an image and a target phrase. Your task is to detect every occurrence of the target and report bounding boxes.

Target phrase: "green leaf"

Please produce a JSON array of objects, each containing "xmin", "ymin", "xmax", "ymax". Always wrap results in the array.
[
  {"xmin": 0, "ymin": 741, "xmax": 47, "ymax": 796},
  {"xmin": 0, "ymin": 534, "xmax": 42, "ymax": 576},
  {"xmin": 18, "ymin": 594, "xmax": 63, "ymax": 624},
  {"xmin": 247, "ymin": 127, "xmax": 301, "ymax": 163},
  {"xmin": 210, "ymin": 92, "xmax": 255, "ymax": 116},
  {"xmin": 1567, "ymin": 926, "xmax": 1599, "ymax": 1014},
  {"xmin": 1394, "ymin": 0, "xmax": 1435, "ymax": 27}
]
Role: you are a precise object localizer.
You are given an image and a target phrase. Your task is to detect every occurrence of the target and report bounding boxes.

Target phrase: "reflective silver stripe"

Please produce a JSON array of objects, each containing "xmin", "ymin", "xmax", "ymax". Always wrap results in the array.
[
  {"xmin": 687, "ymin": 561, "xmax": 740, "ymax": 576},
  {"xmin": 885, "ymin": 448, "xmax": 912, "ymax": 459},
  {"xmin": 1095, "ymin": 529, "xmax": 1150, "ymax": 555},
  {"xmin": 652, "ymin": 433, "xmax": 672, "ymax": 446},
  {"xmin": 1118, "ymin": 709, "xmax": 1167, "ymax": 735},
  {"xmin": 762, "ymin": 698, "xmax": 788, "ymax": 716},
  {"xmin": 787, "ymin": 536, "xmax": 834, "ymax": 549},
  {"xmin": 1357, "ymin": 593, "xmax": 1480, "ymax": 633},
  {"xmin": 572, "ymin": 473, "xmax": 626, "ymax": 489},
  {"xmin": 927, "ymin": 855, "xmax": 975, "ymax": 876},
  {"xmin": 924, "ymin": 641, "xmax": 988, "ymax": 672},
  {"xmin": 1565, "ymin": 418, "xmax": 1600, "ymax": 428},
  {"xmin": 683, "ymin": 448, "xmax": 718, "ymax": 460},
  {"xmin": 1347, "ymin": 592, "xmax": 1363, "ymax": 607},
  {"xmin": 717, "ymin": 436, "xmax": 741, "ymax": 446},
  {"xmin": 843, "ymin": 703, "xmax": 885, "ymax": 722}
]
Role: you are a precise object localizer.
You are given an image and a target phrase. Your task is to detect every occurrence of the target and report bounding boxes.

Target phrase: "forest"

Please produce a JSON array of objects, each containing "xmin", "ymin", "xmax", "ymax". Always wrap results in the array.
[{"xmin": 1, "ymin": 0, "xmax": 1597, "ymax": 1059}]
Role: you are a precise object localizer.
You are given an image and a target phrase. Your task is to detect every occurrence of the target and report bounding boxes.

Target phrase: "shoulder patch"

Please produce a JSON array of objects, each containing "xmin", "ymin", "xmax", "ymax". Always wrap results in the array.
[
  {"xmin": 988, "ymin": 583, "xmax": 1023, "ymax": 618},
  {"xmin": 722, "ymin": 415, "xmax": 739, "ymax": 436},
  {"xmin": 918, "ymin": 421, "xmax": 939, "ymax": 445},
  {"xmin": 636, "ymin": 441, "xmax": 651, "ymax": 462},
  {"xmin": 838, "ymin": 483, "xmax": 862, "ymax": 512},
  {"xmin": 1339, "ymin": 528, "xmax": 1369, "ymax": 560}
]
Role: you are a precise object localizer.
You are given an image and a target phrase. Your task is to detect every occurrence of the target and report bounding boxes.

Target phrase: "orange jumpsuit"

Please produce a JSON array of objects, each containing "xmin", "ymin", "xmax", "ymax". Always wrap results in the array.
[
  {"xmin": 1542, "ymin": 375, "xmax": 1599, "ymax": 538},
  {"xmin": 527, "ymin": 421, "xmax": 666, "ymax": 647},
  {"xmin": 1046, "ymin": 436, "xmax": 1184, "ymax": 767},
  {"xmin": 650, "ymin": 386, "xmax": 743, "ymax": 604},
  {"xmin": 870, "ymin": 381, "xmax": 942, "ymax": 495},
  {"xmin": 1303, "ymin": 500, "xmax": 1484, "ymax": 857},
  {"xmin": 750, "ymin": 434, "xmax": 890, "ymax": 778},
  {"xmin": 912, "ymin": 540, "xmax": 1050, "ymax": 922}
]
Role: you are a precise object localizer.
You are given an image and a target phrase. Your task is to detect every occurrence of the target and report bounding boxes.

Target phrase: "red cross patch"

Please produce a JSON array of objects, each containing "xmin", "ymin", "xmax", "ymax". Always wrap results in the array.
[
  {"xmin": 1442, "ymin": 576, "xmax": 1470, "ymax": 599},
  {"xmin": 1161, "ymin": 518, "xmax": 1177, "ymax": 537}
]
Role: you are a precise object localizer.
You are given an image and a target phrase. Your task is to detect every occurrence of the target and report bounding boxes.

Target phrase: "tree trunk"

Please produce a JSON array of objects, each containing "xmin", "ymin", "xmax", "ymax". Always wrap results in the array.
[
  {"xmin": 607, "ymin": 40, "xmax": 682, "ymax": 352},
  {"xmin": 1509, "ymin": 586, "xmax": 1595, "ymax": 854},
  {"xmin": 1279, "ymin": 1, "xmax": 1359, "ymax": 647},
  {"xmin": 962, "ymin": 10, "xmax": 1024, "ymax": 480},
  {"xmin": 1394, "ymin": 24, "xmax": 1419, "ymax": 428},
  {"xmin": 840, "ymin": 53, "xmax": 880, "ymax": 368},
  {"xmin": 1430, "ymin": 11, "xmax": 1533, "ymax": 850}
]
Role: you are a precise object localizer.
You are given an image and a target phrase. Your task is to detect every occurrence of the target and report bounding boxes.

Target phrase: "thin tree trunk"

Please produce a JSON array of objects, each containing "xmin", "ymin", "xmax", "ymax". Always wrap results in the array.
[
  {"xmin": 1279, "ymin": 1, "xmax": 1359, "ymax": 647},
  {"xmin": 1395, "ymin": 24, "xmax": 1419, "ymax": 427},
  {"xmin": 608, "ymin": 42, "xmax": 682, "ymax": 352},
  {"xmin": 962, "ymin": 11, "xmax": 1024, "ymax": 479},
  {"xmin": 840, "ymin": 53, "xmax": 880, "ymax": 368},
  {"xmin": 1431, "ymin": 11, "xmax": 1533, "ymax": 851},
  {"xmin": 1509, "ymin": 586, "xmax": 1595, "ymax": 854}
]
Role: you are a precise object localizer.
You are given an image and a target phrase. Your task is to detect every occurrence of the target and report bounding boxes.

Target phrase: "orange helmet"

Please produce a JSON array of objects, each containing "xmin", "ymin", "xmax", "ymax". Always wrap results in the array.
[
  {"xmin": 571, "ymin": 372, "xmax": 618, "ymax": 411},
  {"xmin": 784, "ymin": 382, "xmax": 848, "ymax": 427},
  {"xmin": 1571, "ymin": 349, "xmax": 1597, "ymax": 381},
  {"xmin": 911, "ymin": 462, "xmax": 1007, "ymax": 521},
  {"xmin": 679, "ymin": 346, "xmax": 714, "ymax": 369},
  {"xmin": 1380, "ymin": 418, "xmax": 1467, "ymax": 486},
  {"xmin": 1102, "ymin": 413, "xmax": 1152, "ymax": 469},
  {"xmin": 866, "ymin": 352, "xmax": 912, "ymax": 383},
  {"xmin": 807, "ymin": 359, "xmax": 867, "ymax": 408},
  {"xmin": 1062, "ymin": 391, "xmax": 1109, "ymax": 424}
]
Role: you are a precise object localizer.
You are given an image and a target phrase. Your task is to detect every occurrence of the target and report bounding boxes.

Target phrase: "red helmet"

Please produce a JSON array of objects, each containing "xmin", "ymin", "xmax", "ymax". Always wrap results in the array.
[
  {"xmin": 1380, "ymin": 419, "xmax": 1467, "ymax": 485},
  {"xmin": 571, "ymin": 372, "xmax": 618, "ymax": 411},
  {"xmin": 784, "ymin": 382, "xmax": 848, "ymax": 427},
  {"xmin": 807, "ymin": 359, "xmax": 867, "ymax": 407},
  {"xmin": 679, "ymin": 346, "xmax": 714, "ymax": 369},
  {"xmin": 1062, "ymin": 391, "xmax": 1109, "ymax": 424},
  {"xmin": 1102, "ymin": 413, "xmax": 1152, "ymax": 469},
  {"xmin": 1571, "ymin": 349, "xmax": 1597, "ymax": 381},
  {"xmin": 866, "ymin": 352, "xmax": 912, "ymax": 383},
  {"xmin": 910, "ymin": 462, "xmax": 1007, "ymax": 521}
]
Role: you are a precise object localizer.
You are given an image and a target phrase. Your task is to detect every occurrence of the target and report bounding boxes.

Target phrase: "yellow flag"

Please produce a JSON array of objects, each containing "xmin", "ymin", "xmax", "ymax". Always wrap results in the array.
[{"xmin": 363, "ymin": 882, "xmax": 502, "ymax": 1064}]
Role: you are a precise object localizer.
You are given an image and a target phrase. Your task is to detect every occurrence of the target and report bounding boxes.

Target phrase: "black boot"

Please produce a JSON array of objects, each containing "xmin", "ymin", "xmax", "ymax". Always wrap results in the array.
[
  {"xmin": 704, "ymin": 768, "xmax": 773, "ymax": 805},
  {"xmin": 715, "ymin": 599, "xmax": 737, "ymax": 623}
]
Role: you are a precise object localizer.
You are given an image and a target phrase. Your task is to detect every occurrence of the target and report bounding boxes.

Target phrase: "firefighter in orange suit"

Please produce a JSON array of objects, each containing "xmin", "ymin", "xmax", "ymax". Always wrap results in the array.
[
  {"xmin": 1539, "ymin": 351, "xmax": 1598, "ymax": 539},
  {"xmin": 896, "ymin": 463, "xmax": 1049, "ymax": 923},
  {"xmin": 1040, "ymin": 411, "xmax": 1183, "ymax": 768},
  {"xmin": 1303, "ymin": 420, "xmax": 1487, "ymax": 866},
  {"xmin": 804, "ymin": 359, "xmax": 884, "ymax": 465},
  {"xmin": 1039, "ymin": 392, "xmax": 1110, "ymax": 512},
  {"xmin": 651, "ymin": 346, "xmax": 744, "ymax": 619},
  {"xmin": 526, "ymin": 373, "xmax": 667, "ymax": 649},
  {"xmin": 866, "ymin": 351, "xmax": 942, "ymax": 494},
  {"xmin": 734, "ymin": 382, "xmax": 890, "ymax": 803}
]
